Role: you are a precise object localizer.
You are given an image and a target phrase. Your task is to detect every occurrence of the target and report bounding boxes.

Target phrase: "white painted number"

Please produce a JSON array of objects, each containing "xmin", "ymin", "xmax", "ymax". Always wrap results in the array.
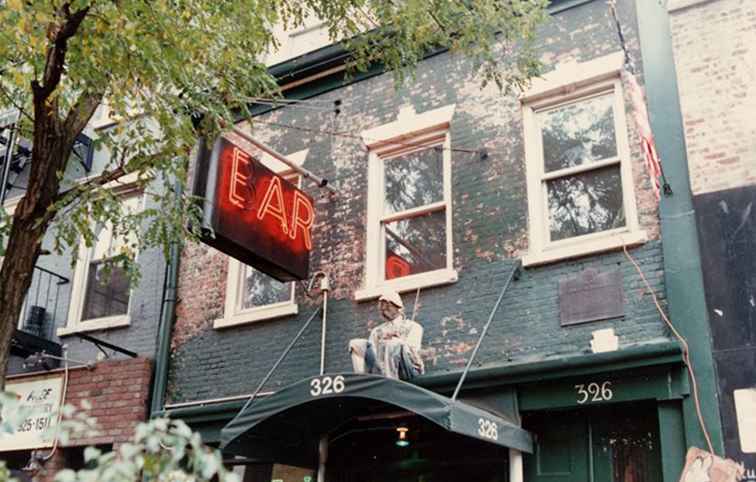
[
  {"xmin": 478, "ymin": 418, "xmax": 499, "ymax": 441},
  {"xmin": 575, "ymin": 381, "xmax": 613, "ymax": 404},
  {"xmin": 310, "ymin": 376, "xmax": 346, "ymax": 397}
]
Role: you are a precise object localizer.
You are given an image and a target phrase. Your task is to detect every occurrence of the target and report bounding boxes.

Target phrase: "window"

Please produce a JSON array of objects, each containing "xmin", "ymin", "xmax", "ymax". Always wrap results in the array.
[
  {"xmin": 355, "ymin": 105, "xmax": 457, "ymax": 300},
  {"xmin": 521, "ymin": 53, "xmax": 646, "ymax": 266},
  {"xmin": 214, "ymin": 148, "xmax": 308, "ymax": 328},
  {"xmin": 60, "ymin": 189, "xmax": 142, "ymax": 335}
]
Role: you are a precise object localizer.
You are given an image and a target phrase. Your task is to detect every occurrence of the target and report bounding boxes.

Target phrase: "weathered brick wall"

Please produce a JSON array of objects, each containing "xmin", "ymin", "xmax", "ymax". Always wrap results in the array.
[
  {"xmin": 7, "ymin": 357, "xmax": 152, "ymax": 481},
  {"xmin": 168, "ymin": 0, "xmax": 671, "ymax": 404},
  {"xmin": 668, "ymin": 0, "xmax": 756, "ymax": 196}
]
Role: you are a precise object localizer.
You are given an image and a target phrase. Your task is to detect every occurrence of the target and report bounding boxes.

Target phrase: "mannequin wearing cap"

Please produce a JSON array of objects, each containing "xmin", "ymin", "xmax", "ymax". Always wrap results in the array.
[{"xmin": 349, "ymin": 288, "xmax": 425, "ymax": 381}]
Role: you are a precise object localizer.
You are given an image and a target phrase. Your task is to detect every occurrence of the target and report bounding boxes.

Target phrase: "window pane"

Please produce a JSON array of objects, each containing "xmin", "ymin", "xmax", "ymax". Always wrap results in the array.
[
  {"xmin": 82, "ymin": 260, "xmax": 130, "ymax": 320},
  {"xmin": 384, "ymin": 210, "xmax": 446, "ymax": 280},
  {"xmin": 540, "ymin": 93, "xmax": 617, "ymax": 173},
  {"xmin": 241, "ymin": 266, "xmax": 290, "ymax": 310},
  {"xmin": 547, "ymin": 165, "xmax": 625, "ymax": 241},
  {"xmin": 384, "ymin": 147, "xmax": 444, "ymax": 215}
]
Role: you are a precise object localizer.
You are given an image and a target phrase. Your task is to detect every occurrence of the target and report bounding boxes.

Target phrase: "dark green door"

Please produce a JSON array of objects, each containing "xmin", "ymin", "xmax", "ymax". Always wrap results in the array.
[
  {"xmin": 524, "ymin": 411, "xmax": 590, "ymax": 482},
  {"xmin": 524, "ymin": 403, "xmax": 662, "ymax": 482}
]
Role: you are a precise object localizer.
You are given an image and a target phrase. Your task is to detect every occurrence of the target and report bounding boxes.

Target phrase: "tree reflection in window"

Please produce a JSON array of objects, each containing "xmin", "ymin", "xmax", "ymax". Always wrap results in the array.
[
  {"xmin": 384, "ymin": 210, "xmax": 446, "ymax": 279},
  {"xmin": 547, "ymin": 166, "xmax": 625, "ymax": 241},
  {"xmin": 241, "ymin": 266, "xmax": 291, "ymax": 310},
  {"xmin": 384, "ymin": 147, "xmax": 444, "ymax": 215},
  {"xmin": 541, "ymin": 93, "xmax": 617, "ymax": 173}
]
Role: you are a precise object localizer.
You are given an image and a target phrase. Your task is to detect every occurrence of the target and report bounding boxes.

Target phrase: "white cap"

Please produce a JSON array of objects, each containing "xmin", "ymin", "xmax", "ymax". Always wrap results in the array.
[{"xmin": 378, "ymin": 288, "xmax": 404, "ymax": 309}]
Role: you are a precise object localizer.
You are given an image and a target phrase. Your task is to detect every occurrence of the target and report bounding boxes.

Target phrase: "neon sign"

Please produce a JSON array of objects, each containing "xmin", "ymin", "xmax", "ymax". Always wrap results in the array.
[{"xmin": 193, "ymin": 135, "xmax": 315, "ymax": 281}]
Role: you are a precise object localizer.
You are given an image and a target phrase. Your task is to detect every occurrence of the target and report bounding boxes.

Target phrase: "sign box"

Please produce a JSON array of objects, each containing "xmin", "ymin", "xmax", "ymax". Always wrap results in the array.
[
  {"xmin": 193, "ymin": 135, "xmax": 315, "ymax": 281},
  {"xmin": 0, "ymin": 375, "xmax": 64, "ymax": 451}
]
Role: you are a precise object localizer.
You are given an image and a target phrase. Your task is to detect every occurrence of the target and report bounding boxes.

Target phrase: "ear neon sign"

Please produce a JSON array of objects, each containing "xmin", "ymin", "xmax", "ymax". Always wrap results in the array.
[{"xmin": 193, "ymin": 136, "xmax": 315, "ymax": 281}]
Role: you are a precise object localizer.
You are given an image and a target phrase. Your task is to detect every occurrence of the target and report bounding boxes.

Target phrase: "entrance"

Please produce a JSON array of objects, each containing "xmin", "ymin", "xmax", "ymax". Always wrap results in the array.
[
  {"xmin": 523, "ymin": 402, "xmax": 662, "ymax": 482},
  {"xmin": 327, "ymin": 414, "xmax": 510, "ymax": 482}
]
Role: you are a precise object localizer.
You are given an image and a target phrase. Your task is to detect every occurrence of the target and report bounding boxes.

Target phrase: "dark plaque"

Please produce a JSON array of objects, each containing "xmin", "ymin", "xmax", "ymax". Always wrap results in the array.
[{"xmin": 559, "ymin": 268, "xmax": 623, "ymax": 326}]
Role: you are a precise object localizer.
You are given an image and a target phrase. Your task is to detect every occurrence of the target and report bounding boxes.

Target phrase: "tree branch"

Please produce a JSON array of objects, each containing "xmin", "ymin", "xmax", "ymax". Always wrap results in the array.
[
  {"xmin": 32, "ymin": 4, "xmax": 91, "ymax": 103},
  {"xmin": 64, "ymin": 90, "xmax": 104, "ymax": 135}
]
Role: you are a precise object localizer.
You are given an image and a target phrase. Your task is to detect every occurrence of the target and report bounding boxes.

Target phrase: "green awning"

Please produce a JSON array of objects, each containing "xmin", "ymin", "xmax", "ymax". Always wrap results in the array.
[{"xmin": 221, "ymin": 373, "xmax": 533, "ymax": 466}]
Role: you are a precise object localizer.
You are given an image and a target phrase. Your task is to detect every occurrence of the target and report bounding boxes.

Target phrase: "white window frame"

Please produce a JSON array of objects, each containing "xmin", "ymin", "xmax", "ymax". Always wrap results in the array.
[
  {"xmin": 59, "ymin": 179, "xmax": 143, "ymax": 336},
  {"xmin": 521, "ymin": 53, "xmax": 646, "ymax": 267},
  {"xmin": 355, "ymin": 104, "xmax": 457, "ymax": 301},
  {"xmin": 213, "ymin": 148, "xmax": 308, "ymax": 328}
]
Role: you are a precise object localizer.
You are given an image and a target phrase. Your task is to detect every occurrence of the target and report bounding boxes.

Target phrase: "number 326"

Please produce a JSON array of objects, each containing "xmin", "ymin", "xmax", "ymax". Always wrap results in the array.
[{"xmin": 575, "ymin": 381, "xmax": 613, "ymax": 404}]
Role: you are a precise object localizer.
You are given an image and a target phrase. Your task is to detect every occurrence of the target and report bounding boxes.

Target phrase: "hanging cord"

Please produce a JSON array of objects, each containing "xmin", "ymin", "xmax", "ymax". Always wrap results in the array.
[
  {"xmin": 41, "ymin": 350, "xmax": 70, "ymax": 463},
  {"xmin": 622, "ymin": 244, "xmax": 715, "ymax": 454},
  {"xmin": 608, "ymin": 0, "xmax": 672, "ymax": 196}
]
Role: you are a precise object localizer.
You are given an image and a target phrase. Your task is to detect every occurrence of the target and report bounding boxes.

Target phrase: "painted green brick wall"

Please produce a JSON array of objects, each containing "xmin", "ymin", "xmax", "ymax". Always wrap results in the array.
[{"xmin": 167, "ymin": 0, "xmax": 672, "ymax": 404}]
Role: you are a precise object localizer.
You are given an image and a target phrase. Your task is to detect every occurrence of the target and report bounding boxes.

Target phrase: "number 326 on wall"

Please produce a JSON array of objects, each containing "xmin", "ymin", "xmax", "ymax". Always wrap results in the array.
[{"xmin": 575, "ymin": 381, "xmax": 613, "ymax": 404}]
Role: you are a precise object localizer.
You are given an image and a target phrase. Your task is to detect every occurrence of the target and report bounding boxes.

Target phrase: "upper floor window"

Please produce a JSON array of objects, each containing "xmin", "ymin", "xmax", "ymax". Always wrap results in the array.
[
  {"xmin": 60, "ymin": 188, "xmax": 142, "ymax": 335},
  {"xmin": 355, "ymin": 105, "xmax": 457, "ymax": 300},
  {"xmin": 214, "ymin": 148, "xmax": 308, "ymax": 328},
  {"xmin": 521, "ymin": 53, "xmax": 646, "ymax": 266}
]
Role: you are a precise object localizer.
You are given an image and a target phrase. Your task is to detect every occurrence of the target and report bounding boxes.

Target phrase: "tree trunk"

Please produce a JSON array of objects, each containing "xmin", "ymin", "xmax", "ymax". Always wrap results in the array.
[{"xmin": 0, "ymin": 141, "xmax": 69, "ymax": 389}]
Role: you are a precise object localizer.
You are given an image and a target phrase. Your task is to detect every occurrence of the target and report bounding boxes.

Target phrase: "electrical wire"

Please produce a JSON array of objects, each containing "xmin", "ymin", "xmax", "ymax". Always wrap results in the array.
[
  {"xmin": 251, "ymin": 118, "xmax": 485, "ymax": 156},
  {"xmin": 622, "ymin": 243, "xmax": 715, "ymax": 455}
]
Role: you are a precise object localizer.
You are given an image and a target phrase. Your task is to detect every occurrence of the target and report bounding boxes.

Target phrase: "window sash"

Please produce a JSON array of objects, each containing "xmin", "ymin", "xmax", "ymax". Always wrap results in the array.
[
  {"xmin": 371, "ymin": 138, "xmax": 452, "ymax": 285},
  {"xmin": 531, "ymin": 81, "xmax": 635, "ymax": 248}
]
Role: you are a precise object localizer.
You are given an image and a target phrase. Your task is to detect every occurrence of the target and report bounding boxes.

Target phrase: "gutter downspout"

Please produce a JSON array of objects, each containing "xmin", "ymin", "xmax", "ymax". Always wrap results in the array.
[
  {"xmin": 150, "ymin": 198, "xmax": 182, "ymax": 417},
  {"xmin": 635, "ymin": 0, "xmax": 723, "ymax": 458}
]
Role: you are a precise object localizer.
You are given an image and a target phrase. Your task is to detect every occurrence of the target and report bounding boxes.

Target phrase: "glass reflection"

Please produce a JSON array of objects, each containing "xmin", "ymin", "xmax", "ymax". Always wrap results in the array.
[
  {"xmin": 384, "ymin": 147, "xmax": 444, "ymax": 215},
  {"xmin": 384, "ymin": 210, "xmax": 446, "ymax": 279},
  {"xmin": 541, "ymin": 94, "xmax": 617, "ymax": 173},
  {"xmin": 242, "ymin": 266, "xmax": 290, "ymax": 310},
  {"xmin": 547, "ymin": 166, "xmax": 625, "ymax": 241}
]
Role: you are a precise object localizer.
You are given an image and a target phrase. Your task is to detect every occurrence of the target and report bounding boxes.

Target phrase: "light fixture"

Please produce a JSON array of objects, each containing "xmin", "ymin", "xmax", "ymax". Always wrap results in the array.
[{"xmin": 395, "ymin": 426, "xmax": 410, "ymax": 447}]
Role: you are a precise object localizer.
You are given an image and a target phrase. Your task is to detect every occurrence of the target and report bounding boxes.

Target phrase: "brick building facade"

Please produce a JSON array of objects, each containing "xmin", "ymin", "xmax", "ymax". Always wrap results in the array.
[
  {"xmin": 668, "ymin": 0, "xmax": 756, "ymax": 471},
  {"xmin": 158, "ymin": 0, "xmax": 725, "ymax": 481}
]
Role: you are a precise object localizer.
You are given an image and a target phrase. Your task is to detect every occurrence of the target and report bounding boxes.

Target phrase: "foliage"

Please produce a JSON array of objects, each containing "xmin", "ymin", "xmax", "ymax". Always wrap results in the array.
[
  {"xmin": 0, "ymin": 0, "xmax": 548, "ymax": 275},
  {"xmin": 0, "ymin": 391, "xmax": 237, "ymax": 482}
]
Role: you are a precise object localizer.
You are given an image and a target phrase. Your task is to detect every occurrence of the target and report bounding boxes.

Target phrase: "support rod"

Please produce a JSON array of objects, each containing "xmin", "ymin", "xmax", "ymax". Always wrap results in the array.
[
  {"xmin": 0, "ymin": 124, "xmax": 18, "ymax": 203},
  {"xmin": 240, "ymin": 307, "xmax": 322, "ymax": 413},
  {"xmin": 320, "ymin": 277, "xmax": 330, "ymax": 375},
  {"xmin": 232, "ymin": 126, "xmax": 337, "ymax": 195},
  {"xmin": 452, "ymin": 260, "xmax": 521, "ymax": 401}
]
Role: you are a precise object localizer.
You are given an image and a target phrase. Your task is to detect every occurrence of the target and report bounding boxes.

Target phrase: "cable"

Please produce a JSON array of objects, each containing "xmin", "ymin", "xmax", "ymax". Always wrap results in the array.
[
  {"xmin": 251, "ymin": 118, "xmax": 485, "ymax": 156},
  {"xmin": 622, "ymin": 244, "xmax": 715, "ymax": 455}
]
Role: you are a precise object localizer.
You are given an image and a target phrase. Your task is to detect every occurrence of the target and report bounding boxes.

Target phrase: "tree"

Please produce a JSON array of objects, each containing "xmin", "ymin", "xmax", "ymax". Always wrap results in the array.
[{"xmin": 0, "ymin": 0, "xmax": 548, "ymax": 383}]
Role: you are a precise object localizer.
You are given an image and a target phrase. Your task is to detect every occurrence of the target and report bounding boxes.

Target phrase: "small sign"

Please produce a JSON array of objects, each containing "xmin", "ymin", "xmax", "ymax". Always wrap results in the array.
[
  {"xmin": 0, "ymin": 375, "xmax": 64, "ymax": 451},
  {"xmin": 193, "ymin": 135, "xmax": 315, "ymax": 281},
  {"xmin": 559, "ymin": 268, "xmax": 623, "ymax": 326}
]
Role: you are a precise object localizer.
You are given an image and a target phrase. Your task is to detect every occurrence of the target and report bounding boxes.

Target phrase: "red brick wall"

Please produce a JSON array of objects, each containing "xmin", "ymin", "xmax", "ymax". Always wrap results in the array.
[
  {"xmin": 669, "ymin": 0, "xmax": 756, "ymax": 195},
  {"xmin": 7, "ymin": 357, "xmax": 153, "ymax": 481}
]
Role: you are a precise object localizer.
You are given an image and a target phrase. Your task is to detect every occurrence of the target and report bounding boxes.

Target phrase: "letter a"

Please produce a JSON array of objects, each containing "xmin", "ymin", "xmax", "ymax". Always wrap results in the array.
[{"xmin": 257, "ymin": 176, "xmax": 289, "ymax": 234}]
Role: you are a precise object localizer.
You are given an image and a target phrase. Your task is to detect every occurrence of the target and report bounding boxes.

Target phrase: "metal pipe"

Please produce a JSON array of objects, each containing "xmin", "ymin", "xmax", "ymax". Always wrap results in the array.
[
  {"xmin": 150, "ymin": 184, "xmax": 183, "ymax": 416},
  {"xmin": 231, "ymin": 125, "xmax": 337, "ymax": 195},
  {"xmin": 451, "ymin": 260, "xmax": 521, "ymax": 401},
  {"xmin": 320, "ymin": 275, "xmax": 330, "ymax": 375},
  {"xmin": 509, "ymin": 449, "xmax": 523, "ymax": 482},
  {"xmin": 0, "ymin": 122, "xmax": 17, "ymax": 203},
  {"xmin": 317, "ymin": 435, "xmax": 328, "ymax": 482},
  {"xmin": 240, "ymin": 307, "xmax": 322, "ymax": 414}
]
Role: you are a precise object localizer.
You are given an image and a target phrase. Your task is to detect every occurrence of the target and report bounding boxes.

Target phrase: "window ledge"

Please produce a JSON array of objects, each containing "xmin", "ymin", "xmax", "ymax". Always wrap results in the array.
[
  {"xmin": 354, "ymin": 268, "xmax": 458, "ymax": 302},
  {"xmin": 57, "ymin": 315, "xmax": 130, "ymax": 337},
  {"xmin": 523, "ymin": 230, "xmax": 647, "ymax": 267},
  {"xmin": 214, "ymin": 303, "xmax": 298, "ymax": 329}
]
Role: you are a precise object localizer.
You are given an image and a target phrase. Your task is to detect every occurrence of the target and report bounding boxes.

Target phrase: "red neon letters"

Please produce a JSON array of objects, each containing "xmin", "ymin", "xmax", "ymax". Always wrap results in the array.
[{"xmin": 225, "ymin": 146, "xmax": 314, "ymax": 252}]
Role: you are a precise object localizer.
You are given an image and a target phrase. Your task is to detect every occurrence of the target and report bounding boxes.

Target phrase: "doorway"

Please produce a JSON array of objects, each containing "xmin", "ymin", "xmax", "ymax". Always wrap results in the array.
[{"xmin": 523, "ymin": 402, "xmax": 663, "ymax": 482}]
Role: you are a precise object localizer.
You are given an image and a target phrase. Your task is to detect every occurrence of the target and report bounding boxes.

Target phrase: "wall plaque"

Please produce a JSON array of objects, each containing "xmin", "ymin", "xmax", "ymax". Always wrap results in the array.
[{"xmin": 559, "ymin": 268, "xmax": 623, "ymax": 326}]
